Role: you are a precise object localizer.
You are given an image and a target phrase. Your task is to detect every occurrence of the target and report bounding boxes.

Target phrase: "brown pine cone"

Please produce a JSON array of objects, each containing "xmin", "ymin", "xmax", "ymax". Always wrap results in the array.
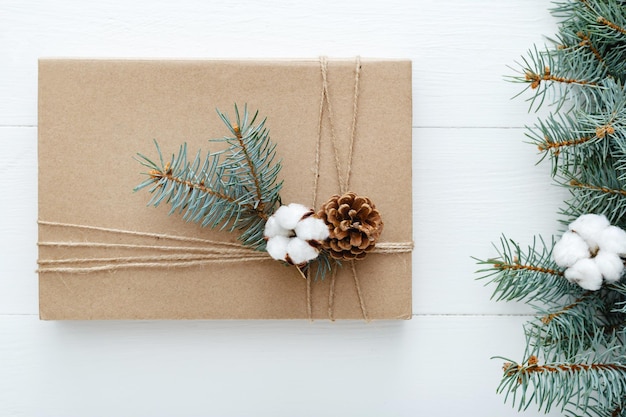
[{"xmin": 317, "ymin": 192, "xmax": 383, "ymax": 260}]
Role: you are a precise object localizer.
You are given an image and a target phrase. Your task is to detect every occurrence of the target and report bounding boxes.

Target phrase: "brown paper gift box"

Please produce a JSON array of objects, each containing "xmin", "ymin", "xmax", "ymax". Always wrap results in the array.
[{"xmin": 37, "ymin": 58, "xmax": 412, "ymax": 320}]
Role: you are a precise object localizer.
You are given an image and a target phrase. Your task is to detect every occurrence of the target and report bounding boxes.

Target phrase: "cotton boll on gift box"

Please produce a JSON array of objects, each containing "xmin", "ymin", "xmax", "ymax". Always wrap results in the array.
[
  {"xmin": 264, "ymin": 203, "xmax": 329, "ymax": 266},
  {"xmin": 553, "ymin": 214, "xmax": 626, "ymax": 290}
]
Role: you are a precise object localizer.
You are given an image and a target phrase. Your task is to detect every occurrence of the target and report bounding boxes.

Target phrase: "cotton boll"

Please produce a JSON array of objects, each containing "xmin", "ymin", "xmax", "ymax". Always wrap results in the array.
[
  {"xmin": 594, "ymin": 250, "xmax": 624, "ymax": 283},
  {"xmin": 266, "ymin": 235, "xmax": 290, "ymax": 261},
  {"xmin": 286, "ymin": 238, "xmax": 319, "ymax": 265},
  {"xmin": 564, "ymin": 258, "xmax": 603, "ymax": 291},
  {"xmin": 264, "ymin": 216, "xmax": 290, "ymax": 238},
  {"xmin": 274, "ymin": 203, "xmax": 312, "ymax": 230},
  {"xmin": 598, "ymin": 225, "xmax": 626, "ymax": 256},
  {"xmin": 568, "ymin": 214, "xmax": 610, "ymax": 251},
  {"xmin": 295, "ymin": 217, "xmax": 330, "ymax": 242},
  {"xmin": 552, "ymin": 231, "xmax": 591, "ymax": 268}
]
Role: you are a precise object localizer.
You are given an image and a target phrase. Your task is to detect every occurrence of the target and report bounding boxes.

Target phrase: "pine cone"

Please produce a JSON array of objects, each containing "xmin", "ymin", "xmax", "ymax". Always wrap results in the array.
[{"xmin": 317, "ymin": 192, "xmax": 383, "ymax": 260}]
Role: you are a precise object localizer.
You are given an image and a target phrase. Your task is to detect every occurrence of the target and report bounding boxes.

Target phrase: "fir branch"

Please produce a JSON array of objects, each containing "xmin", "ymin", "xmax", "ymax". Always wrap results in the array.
[
  {"xmin": 509, "ymin": 44, "xmax": 606, "ymax": 111},
  {"xmin": 506, "ymin": 356, "xmax": 626, "ymax": 378},
  {"xmin": 499, "ymin": 353, "xmax": 626, "ymax": 415},
  {"xmin": 483, "ymin": 2, "xmax": 626, "ymax": 415},
  {"xmin": 559, "ymin": 168, "xmax": 626, "ymax": 225},
  {"xmin": 475, "ymin": 236, "xmax": 580, "ymax": 305},
  {"xmin": 526, "ymin": 292, "xmax": 618, "ymax": 359},
  {"xmin": 528, "ymin": 110, "xmax": 613, "ymax": 174},
  {"xmin": 541, "ymin": 294, "xmax": 591, "ymax": 324},
  {"xmin": 145, "ymin": 159, "xmax": 246, "ymax": 210},
  {"xmin": 597, "ymin": 16, "xmax": 626, "ymax": 36},
  {"xmin": 577, "ymin": 31, "xmax": 606, "ymax": 64},
  {"xmin": 569, "ymin": 178, "xmax": 626, "ymax": 197},
  {"xmin": 494, "ymin": 262, "xmax": 563, "ymax": 277},
  {"xmin": 537, "ymin": 133, "xmax": 595, "ymax": 154},
  {"xmin": 217, "ymin": 107, "xmax": 265, "ymax": 209},
  {"xmin": 135, "ymin": 105, "xmax": 283, "ymax": 250},
  {"xmin": 525, "ymin": 65, "xmax": 598, "ymax": 89}
]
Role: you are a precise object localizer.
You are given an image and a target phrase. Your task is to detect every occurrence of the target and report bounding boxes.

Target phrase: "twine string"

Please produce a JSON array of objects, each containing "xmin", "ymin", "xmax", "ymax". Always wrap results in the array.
[
  {"xmin": 328, "ymin": 267, "xmax": 339, "ymax": 321},
  {"xmin": 36, "ymin": 221, "xmax": 270, "ymax": 273},
  {"xmin": 38, "ymin": 220, "xmax": 243, "ymax": 248},
  {"xmin": 37, "ymin": 220, "xmax": 412, "ymax": 274},
  {"xmin": 313, "ymin": 56, "xmax": 370, "ymax": 321}
]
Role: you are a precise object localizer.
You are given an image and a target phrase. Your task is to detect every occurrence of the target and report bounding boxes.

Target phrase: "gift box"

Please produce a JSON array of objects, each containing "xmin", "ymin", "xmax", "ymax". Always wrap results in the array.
[{"xmin": 38, "ymin": 58, "xmax": 412, "ymax": 319}]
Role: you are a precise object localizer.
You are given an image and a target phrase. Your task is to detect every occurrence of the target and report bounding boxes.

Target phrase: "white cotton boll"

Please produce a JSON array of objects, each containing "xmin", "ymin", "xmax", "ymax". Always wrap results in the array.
[
  {"xmin": 264, "ymin": 216, "xmax": 290, "ymax": 238},
  {"xmin": 286, "ymin": 238, "xmax": 319, "ymax": 265},
  {"xmin": 266, "ymin": 235, "xmax": 290, "ymax": 261},
  {"xmin": 273, "ymin": 203, "xmax": 311, "ymax": 230},
  {"xmin": 295, "ymin": 217, "xmax": 330, "ymax": 242},
  {"xmin": 568, "ymin": 214, "xmax": 610, "ymax": 251},
  {"xmin": 598, "ymin": 225, "xmax": 626, "ymax": 256},
  {"xmin": 564, "ymin": 258, "xmax": 603, "ymax": 291},
  {"xmin": 552, "ymin": 231, "xmax": 591, "ymax": 268},
  {"xmin": 594, "ymin": 250, "xmax": 624, "ymax": 283}
]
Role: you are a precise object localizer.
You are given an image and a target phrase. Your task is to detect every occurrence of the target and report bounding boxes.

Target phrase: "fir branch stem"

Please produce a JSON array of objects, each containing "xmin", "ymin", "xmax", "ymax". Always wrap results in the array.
[
  {"xmin": 538, "ymin": 135, "xmax": 593, "ymax": 152},
  {"xmin": 538, "ymin": 124, "xmax": 613, "ymax": 152},
  {"xmin": 505, "ymin": 355, "xmax": 626, "ymax": 376},
  {"xmin": 577, "ymin": 32, "xmax": 604, "ymax": 63},
  {"xmin": 569, "ymin": 178, "xmax": 626, "ymax": 197},
  {"xmin": 493, "ymin": 262, "xmax": 564, "ymax": 277},
  {"xmin": 149, "ymin": 165, "xmax": 268, "ymax": 220},
  {"xmin": 541, "ymin": 294, "xmax": 589, "ymax": 324},
  {"xmin": 597, "ymin": 16, "xmax": 626, "ymax": 36},
  {"xmin": 232, "ymin": 123, "xmax": 265, "ymax": 212},
  {"xmin": 525, "ymin": 66, "xmax": 597, "ymax": 89}
]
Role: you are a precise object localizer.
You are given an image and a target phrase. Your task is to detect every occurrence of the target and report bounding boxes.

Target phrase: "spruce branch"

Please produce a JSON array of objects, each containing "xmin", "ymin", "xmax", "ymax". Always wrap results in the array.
[
  {"xmin": 596, "ymin": 15, "xmax": 626, "ymax": 36},
  {"xmin": 558, "ymin": 159, "xmax": 626, "ymax": 226},
  {"xmin": 498, "ymin": 353, "xmax": 626, "ymax": 416},
  {"xmin": 135, "ymin": 105, "xmax": 283, "ymax": 251},
  {"xmin": 526, "ymin": 291, "xmax": 622, "ymax": 359},
  {"xmin": 569, "ymin": 178, "xmax": 626, "ymax": 197},
  {"xmin": 540, "ymin": 293, "xmax": 592, "ymax": 324},
  {"xmin": 577, "ymin": 31, "xmax": 606, "ymax": 64},
  {"xmin": 509, "ymin": 44, "xmax": 606, "ymax": 111},
  {"xmin": 477, "ymin": 4, "xmax": 626, "ymax": 414},
  {"xmin": 475, "ymin": 236, "xmax": 581, "ymax": 305}
]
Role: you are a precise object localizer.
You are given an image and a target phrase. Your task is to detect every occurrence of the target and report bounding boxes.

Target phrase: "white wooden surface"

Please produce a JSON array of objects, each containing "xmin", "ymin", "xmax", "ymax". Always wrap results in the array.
[{"xmin": 0, "ymin": 1, "xmax": 568, "ymax": 415}]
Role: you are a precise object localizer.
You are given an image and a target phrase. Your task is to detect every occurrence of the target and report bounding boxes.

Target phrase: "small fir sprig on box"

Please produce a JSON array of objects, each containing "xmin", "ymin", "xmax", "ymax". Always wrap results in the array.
[
  {"xmin": 135, "ymin": 105, "xmax": 383, "ymax": 281},
  {"xmin": 135, "ymin": 105, "xmax": 283, "ymax": 251},
  {"xmin": 475, "ymin": 1, "xmax": 626, "ymax": 416}
]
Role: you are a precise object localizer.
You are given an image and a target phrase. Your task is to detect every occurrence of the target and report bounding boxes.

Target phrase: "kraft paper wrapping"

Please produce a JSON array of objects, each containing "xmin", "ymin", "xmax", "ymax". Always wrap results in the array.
[{"xmin": 38, "ymin": 58, "xmax": 412, "ymax": 319}]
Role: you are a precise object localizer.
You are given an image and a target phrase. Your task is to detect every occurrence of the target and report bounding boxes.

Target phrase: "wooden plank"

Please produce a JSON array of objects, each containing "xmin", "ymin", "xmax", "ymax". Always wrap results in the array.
[
  {"xmin": 0, "ymin": 314, "xmax": 560, "ymax": 416},
  {"xmin": 0, "ymin": 127, "xmax": 38, "ymax": 315},
  {"xmin": 413, "ymin": 128, "xmax": 568, "ymax": 314},
  {"xmin": 0, "ymin": 0, "xmax": 556, "ymax": 127}
]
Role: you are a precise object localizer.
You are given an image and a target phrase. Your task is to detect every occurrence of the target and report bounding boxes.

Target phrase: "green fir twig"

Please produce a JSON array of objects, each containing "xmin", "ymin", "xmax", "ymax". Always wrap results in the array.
[{"xmin": 135, "ymin": 105, "xmax": 283, "ymax": 251}]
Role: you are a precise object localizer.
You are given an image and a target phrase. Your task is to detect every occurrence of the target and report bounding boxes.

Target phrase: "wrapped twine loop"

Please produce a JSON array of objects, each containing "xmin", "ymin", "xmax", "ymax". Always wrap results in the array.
[
  {"xmin": 37, "ymin": 56, "xmax": 414, "ymax": 320},
  {"xmin": 308, "ymin": 56, "xmax": 366, "ymax": 321}
]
